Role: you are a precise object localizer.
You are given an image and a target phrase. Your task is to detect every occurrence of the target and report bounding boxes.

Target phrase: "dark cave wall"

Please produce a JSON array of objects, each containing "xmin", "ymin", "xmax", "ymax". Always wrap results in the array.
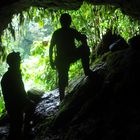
[{"xmin": 0, "ymin": 0, "xmax": 140, "ymax": 40}]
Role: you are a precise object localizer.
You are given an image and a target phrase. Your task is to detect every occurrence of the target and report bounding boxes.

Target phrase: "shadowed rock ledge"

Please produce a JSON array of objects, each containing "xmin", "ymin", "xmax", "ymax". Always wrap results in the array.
[{"xmin": 32, "ymin": 45, "xmax": 140, "ymax": 140}]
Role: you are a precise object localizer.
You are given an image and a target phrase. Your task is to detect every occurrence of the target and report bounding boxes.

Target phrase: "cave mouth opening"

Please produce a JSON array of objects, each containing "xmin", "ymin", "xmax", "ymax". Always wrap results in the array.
[{"xmin": 0, "ymin": 2, "xmax": 140, "ymax": 116}]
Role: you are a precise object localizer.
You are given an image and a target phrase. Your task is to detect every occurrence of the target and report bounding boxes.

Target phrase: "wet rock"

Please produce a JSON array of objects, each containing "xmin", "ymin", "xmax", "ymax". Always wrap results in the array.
[
  {"xmin": 0, "ymin": 89, "xmax": 60, "ymax": 140},
  {"xmin": 34, "ymin": 89, "xmax": 60, "ymax": 117}
]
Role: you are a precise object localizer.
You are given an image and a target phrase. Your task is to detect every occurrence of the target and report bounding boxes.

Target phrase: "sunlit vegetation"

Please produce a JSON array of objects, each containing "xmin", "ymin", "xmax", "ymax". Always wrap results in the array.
[{"xmin": 0, "ymin": 2, "xmax": 140, "ymax": 116}]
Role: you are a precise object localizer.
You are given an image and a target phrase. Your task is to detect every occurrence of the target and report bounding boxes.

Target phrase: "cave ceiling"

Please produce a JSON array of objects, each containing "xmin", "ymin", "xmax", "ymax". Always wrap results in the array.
[{"xmin": 0, "ymin": 0, "xmax": 140, "ymax": 37}]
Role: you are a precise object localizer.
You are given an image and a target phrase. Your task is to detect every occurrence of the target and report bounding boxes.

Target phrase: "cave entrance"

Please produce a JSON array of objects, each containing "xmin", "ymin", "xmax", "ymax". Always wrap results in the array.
[{"xmin": 0, "ymin": 2, "xmax": 140, "ymax": 117}]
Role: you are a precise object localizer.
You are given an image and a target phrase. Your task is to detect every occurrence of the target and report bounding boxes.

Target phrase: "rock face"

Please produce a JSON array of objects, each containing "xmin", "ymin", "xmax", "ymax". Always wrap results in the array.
[{"xmin": 32, "ymin": 41, "xmax": 140, "ymax": 140}]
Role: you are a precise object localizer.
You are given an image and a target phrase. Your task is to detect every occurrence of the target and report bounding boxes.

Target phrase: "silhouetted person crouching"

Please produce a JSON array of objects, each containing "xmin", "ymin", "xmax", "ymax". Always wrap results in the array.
[
  {"xmin": 49, "ymin": 13, "xmax": 91, "ymax": 102},
  {"xmin": 1, "ymin": 52, "xmax": 34, "ymax": 140}
]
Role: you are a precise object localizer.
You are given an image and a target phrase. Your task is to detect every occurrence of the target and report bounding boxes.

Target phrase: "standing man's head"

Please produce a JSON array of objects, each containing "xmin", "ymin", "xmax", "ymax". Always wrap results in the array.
[
  {"xmin": 60, "ymin": 13, "xmax": 72, "ymax": 28},
  {"xmin": 6, "ymin": 52, "xmax": 21, "ymax": 68}
]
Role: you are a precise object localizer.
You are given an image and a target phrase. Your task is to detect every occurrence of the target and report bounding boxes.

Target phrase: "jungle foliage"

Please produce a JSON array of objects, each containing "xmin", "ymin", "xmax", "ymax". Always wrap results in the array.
[{"xmin": 0, "ymin": 2, "xmax": 140, "ymax": 116}]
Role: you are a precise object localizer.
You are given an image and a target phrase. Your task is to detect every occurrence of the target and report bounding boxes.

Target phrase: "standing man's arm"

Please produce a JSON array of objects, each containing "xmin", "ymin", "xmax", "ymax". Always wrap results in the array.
[{"xmin": 49, "ymin": 33, "xmax": 56, "ymax": 69}]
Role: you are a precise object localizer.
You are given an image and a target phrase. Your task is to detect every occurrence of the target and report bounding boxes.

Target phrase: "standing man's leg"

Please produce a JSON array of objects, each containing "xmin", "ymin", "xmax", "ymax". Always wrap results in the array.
[
  {"xmin": 8, "ymin": 111, "xmax": 23, "ymax": 140},
  {"xmin": 81, "ymin": 56, "xmax": 90, "ymax": 76},
  {"xmin": 77, "ymin": 46, "xmax": 91, "ymax": 76}
]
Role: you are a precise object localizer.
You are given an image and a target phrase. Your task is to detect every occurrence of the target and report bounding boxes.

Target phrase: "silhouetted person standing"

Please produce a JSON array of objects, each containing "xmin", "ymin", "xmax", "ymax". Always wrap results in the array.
[
  {"xmin": 49, "ymin": 13, "xmax": 91, "ymax": 101},
  {"xmin": 1, "ymin": 52, "xmax": 34, "ymax": 140}
]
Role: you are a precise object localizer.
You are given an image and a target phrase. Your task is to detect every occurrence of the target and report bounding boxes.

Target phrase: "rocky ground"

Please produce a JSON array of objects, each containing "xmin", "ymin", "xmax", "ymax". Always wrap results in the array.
[{"xmin": 0, "ymin": 89, "xmax": 60, "ymax": 140}]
